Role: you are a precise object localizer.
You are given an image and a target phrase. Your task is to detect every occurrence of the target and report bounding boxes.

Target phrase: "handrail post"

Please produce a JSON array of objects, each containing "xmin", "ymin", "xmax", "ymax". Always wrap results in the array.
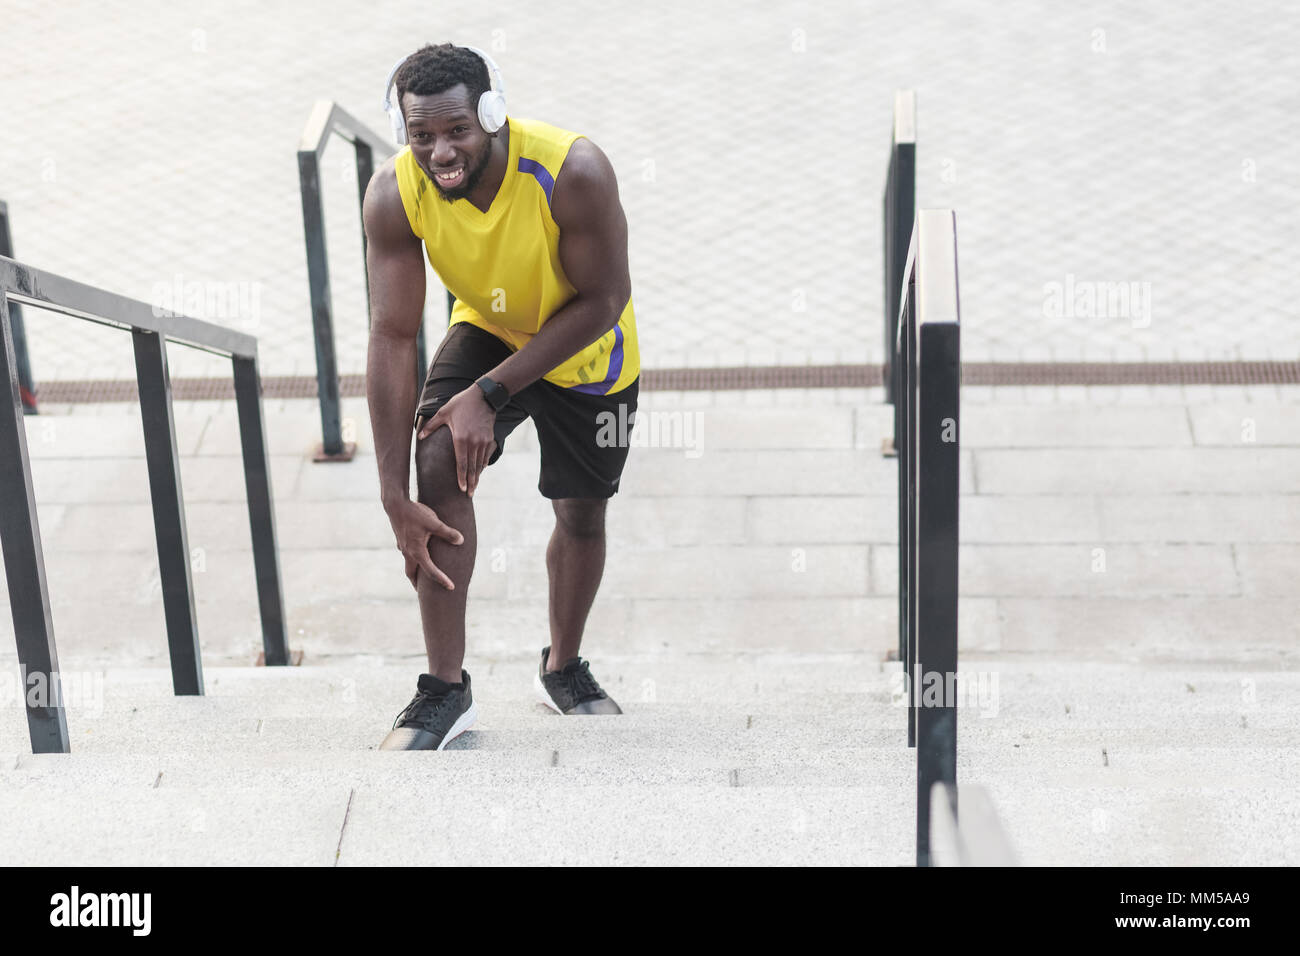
[
  {"xmin": 300, "ymin": 101, "xmax": 461, "ymax": 460},
  {"xmin": 882, "ymin": 91, "xmax": 915, "ymax": 457},
  {"xmin": 133, "ymin": 328, "xmax": 204, "ymax": 695},
  {"xmin": 901, "ymin": 262, "xmax": 917, "ymax": 740},
  {"xmin": 0, "ymin": 203, "xmax": 37, "ymax": 413},
  {"xmin": 299, "ymin": 148, "xmax": 352, "ymax": 462},
  {"xmin": 910, "ymin": 209, "xmax": 961, "ymax": 868},
  {"xmin": 0, "ymin": 290, "xmax": 68, "ymax": 752},
  {"xmin": 352, "ymin": 138, "xmax": 428, "ymax": 412},
  {"xmin": 233, "ymin": 353, "xmax": 291, "ymax": 666},
  {"xmin": 354, "ymin": 139, "xmax": 375, "ymax": 317}
]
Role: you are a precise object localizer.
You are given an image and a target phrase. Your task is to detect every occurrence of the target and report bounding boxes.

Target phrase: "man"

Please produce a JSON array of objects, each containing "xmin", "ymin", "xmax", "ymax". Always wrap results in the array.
[{"xmin": 363, "ymin": 43, "xmax": 640, "ymax": 750}]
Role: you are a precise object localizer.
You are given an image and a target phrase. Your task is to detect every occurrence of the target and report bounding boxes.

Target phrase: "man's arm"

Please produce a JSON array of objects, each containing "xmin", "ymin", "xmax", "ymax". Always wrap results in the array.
[
  {"xmin": 363, "ymin": 160, "xmax": 423, "ymax": 509},
  {"xmin": 488, "ymin": 137, "xmax": 632, "ymax": 395},
  {"xmin": 363, "ymin": 159, "xmax": 463, "ymax": 590}
]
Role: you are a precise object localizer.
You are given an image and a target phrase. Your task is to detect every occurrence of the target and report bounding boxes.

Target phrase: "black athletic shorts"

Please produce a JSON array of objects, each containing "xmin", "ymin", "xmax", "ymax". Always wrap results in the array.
[{"xmin": 413, "ymin": 322, "xmax": 638, "ymax": 499}]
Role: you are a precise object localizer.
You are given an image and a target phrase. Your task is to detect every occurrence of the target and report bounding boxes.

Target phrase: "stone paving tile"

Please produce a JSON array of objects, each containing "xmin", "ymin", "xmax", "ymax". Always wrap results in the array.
[{"xmin": 2, "ymin": 0, "xmax": 1296, "ymax": 391}]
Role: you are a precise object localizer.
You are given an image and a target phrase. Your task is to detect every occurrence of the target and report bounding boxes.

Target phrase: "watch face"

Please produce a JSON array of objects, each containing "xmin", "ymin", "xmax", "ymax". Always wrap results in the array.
[{"xmin": 479, "ymin": 377, "xmax": 507, "ymax": 409}]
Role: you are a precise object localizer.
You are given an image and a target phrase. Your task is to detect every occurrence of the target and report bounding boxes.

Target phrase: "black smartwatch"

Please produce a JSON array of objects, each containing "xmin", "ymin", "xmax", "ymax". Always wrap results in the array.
[{"xmin": 475, "ymin": 376, "xmax": 510, "ymax": 412}]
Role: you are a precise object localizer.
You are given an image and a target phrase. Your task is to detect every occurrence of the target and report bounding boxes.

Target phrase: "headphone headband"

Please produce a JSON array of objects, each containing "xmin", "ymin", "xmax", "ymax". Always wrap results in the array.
[{"xmin": 462, "ymin": 45, "xmax": 506, "ymax": 102}]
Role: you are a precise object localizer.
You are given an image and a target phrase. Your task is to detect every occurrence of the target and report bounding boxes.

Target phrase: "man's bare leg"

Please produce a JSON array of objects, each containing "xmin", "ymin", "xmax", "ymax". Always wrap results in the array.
[
  {"xmin": 545, "ymin": 497, "xmax": 608, "ymax": 670},
  {"xmin": 414, "ymin": 425, "xmax": 477, "ymax": 682}
]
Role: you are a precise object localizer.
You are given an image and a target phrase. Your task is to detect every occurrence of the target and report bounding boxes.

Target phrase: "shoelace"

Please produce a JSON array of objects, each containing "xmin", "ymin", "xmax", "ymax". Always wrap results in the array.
[
  {"xmin": 393, "ymin": 689, "xmax": 452, "ymax": 730},
  {"xmin": 561, "ymin": 660, "xmax": 604, "ymax": 705}
]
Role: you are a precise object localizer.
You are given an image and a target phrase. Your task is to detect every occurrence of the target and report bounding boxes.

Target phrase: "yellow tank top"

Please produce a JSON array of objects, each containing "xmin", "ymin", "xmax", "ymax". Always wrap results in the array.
[{"xmin": 393, "ymin": 116, "xmax": 639, "ymax": 394}]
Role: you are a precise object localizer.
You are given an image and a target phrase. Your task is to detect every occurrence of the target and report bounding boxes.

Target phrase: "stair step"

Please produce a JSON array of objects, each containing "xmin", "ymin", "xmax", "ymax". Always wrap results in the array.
[
  {"xmin": 4, "ymin": 710, "xmax": 1291, "ymax": 756},
  {"xmin": 3, "ymin": 748, "xmax": 917, "ymax": 790},
  {"xmin": 7, "ymin": 744, "xmax": 1292, "ymax": 791},
  {"xmin": 0, "ymin": 781, "xmax": 916, "ymax": 866},
  {"xmin": 981, "ymin": 781, "xmax": 1300, "ymax": 866}
]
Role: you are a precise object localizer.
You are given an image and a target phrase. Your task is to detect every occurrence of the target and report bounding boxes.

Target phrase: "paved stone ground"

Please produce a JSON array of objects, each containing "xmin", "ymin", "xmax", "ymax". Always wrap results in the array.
[{"xmin": 2, "ymin": 0, "xmax": 1297, "ymax": 384}]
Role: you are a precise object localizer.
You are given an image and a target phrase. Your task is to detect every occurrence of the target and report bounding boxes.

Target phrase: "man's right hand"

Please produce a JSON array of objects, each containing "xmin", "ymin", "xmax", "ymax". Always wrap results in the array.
[{"xmin": 386, "ymin": 498, "xmax": 464, "ymax": 591}]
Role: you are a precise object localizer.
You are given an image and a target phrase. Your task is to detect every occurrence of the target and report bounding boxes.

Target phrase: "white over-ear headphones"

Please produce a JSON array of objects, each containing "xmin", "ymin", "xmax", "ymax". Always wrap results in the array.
[{"xmin": 381, "ymin": 45, "xmax": 508, "ymax": 146}]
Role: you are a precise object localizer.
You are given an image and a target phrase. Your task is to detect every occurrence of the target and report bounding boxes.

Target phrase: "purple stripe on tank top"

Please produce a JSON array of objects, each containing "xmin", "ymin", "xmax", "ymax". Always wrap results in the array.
[
  {"xmin": 517, "ymin": 157, "xmax": 556, "ymax": 206},
  {"xmin": 568, "ymin": 324, "xmax": 625, "ymax": 395}
]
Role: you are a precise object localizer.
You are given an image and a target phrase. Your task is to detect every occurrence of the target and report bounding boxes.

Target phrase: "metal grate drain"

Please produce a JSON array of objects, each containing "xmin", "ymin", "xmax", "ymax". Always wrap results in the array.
[
  {"xmin": 960, "ymin": 361, "xmax": 1300, "ymax": 386},
  {"xmin": 22, "ymin": 361, "xmax": 1300, "ymax": 404}
]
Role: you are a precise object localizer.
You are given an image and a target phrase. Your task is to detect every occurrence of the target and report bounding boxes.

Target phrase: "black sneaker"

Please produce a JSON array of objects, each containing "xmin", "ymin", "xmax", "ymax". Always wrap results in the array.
[
  {"xmin": 379, "ymin": 671, "xmax": 477, "ymax": 750},
  {"xmin": 534, "ymin": 648, "xmax": 622, "ymax": 715}
]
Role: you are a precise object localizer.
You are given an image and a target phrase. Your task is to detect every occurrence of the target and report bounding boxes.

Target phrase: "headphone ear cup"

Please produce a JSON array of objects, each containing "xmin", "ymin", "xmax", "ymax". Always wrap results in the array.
[
  {"xmin": 388, "ymin": 107, "xmax": 407, "ymax": 145},
  {"xmin": 478, "ymin": 91, "xmax": 507, "ymax": 134}
]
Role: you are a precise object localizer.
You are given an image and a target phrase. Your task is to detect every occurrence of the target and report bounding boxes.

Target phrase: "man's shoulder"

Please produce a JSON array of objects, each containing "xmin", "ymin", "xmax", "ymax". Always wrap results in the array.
[
  {"xmin": 550, "ymin": 134, "xmax": 618, "ymax": 230},
  {"xmin": 363, "ymin": 150, "xmax": 421, "ymax": 242},
  {"xmin": 558, "ymin": 137, "xmax": 609, "ymax": 178}
]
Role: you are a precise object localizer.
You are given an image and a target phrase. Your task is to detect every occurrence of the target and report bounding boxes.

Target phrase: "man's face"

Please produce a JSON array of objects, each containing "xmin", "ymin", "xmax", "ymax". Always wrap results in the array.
[{"xmin": 402, "ymin": 84, "xmax": 494, "ymax": 202}]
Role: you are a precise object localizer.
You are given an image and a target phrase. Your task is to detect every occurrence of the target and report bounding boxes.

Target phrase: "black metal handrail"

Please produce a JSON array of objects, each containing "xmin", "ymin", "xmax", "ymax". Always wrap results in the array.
[
  {"xmin": 881, "ymin": 90, "xmax": 916, "ymax": 457},
  {"xmin": 298, "ymin": 100, "xmax": 451, "ymax": 461},
  {"xmin": 894, "ymin": 209, "xmax": 961, "ymax": 866},
  {"xmin": 0, "ymin": 203, "xmax": 37, "ymax": 413},
  {"xmin": 0, "ymin": 254, "xmax": 290, "ymax": 754}
]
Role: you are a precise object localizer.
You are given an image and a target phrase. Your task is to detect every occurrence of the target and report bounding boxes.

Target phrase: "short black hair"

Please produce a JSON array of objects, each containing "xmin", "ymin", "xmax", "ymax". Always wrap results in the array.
[{"xmin": 394, "ymin": 44, "xmax": 489, "ymax": 116}]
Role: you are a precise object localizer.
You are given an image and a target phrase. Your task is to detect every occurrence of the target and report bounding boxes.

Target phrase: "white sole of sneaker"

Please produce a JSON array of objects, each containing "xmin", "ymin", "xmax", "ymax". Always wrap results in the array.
[
  {"xmin": 439, "ymin": 701, "xmax": 479, "ymax": 749},
  {"xmin": 533, "ymin": 673, "xmax": 565, "ymax": 714}
]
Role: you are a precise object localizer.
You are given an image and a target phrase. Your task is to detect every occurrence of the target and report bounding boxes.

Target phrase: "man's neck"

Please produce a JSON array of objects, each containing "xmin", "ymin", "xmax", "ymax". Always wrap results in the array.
[{"xmin": 466, "ymin": 122, "xmax": 510, "ymax": 213}]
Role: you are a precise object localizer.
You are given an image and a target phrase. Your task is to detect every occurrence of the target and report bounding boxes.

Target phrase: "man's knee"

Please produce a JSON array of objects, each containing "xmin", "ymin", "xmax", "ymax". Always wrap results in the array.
[
  {"xmin": 415, "ymin": 426, "xmax": 463, "ymax": 504},
  {"xmin": 552, "ymin": 498, "xmax": 606, "ymax": 538}
]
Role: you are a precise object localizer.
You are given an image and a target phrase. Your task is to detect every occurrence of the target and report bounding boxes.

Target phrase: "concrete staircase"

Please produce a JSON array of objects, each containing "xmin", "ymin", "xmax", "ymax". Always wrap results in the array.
[
  {"xmin": 2, "ymin": 657, "xmax": 1297, "ymax": 865},
  {"xmin": 3, "ymin": 388, "xmax": 1299, "ymax": 865}
]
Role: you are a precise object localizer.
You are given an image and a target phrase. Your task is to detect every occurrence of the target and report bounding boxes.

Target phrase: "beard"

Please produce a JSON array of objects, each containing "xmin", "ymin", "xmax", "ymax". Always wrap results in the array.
[{"xmin": 430, "ymin": 136, "xmax": 494, "ymax": 204}]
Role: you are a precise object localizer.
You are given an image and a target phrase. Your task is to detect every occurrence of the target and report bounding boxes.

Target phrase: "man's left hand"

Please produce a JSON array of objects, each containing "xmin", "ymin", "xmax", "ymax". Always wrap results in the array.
[{"xmin": 416, "ymin": 386, "xmax": 498, "ymax": 498}]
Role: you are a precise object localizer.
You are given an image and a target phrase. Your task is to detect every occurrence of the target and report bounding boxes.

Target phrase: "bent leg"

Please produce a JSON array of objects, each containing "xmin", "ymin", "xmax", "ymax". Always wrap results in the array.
[
  {"xmin": 414, "ymin": 425, "xmax": 477, "ymax": 682},
  {"xmin": 545, "ymin": 497, "xmax": 608, "ymax": 670}
]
